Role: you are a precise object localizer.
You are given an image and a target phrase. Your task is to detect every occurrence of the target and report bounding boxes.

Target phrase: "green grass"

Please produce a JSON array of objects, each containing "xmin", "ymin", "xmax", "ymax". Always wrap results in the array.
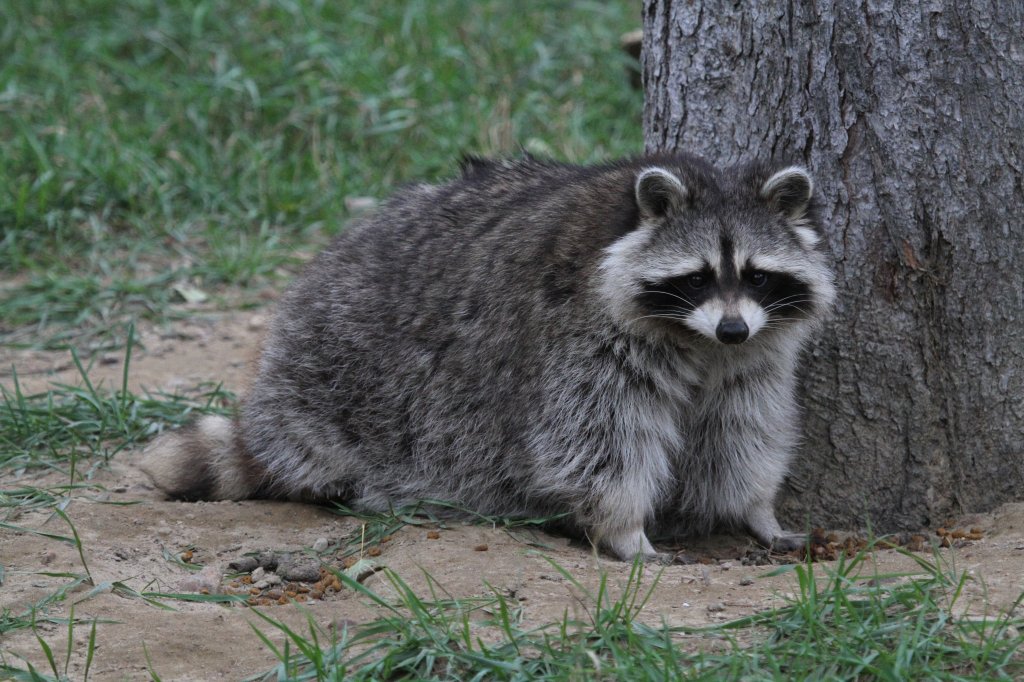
[
  {"xmin": 695, "ymin": 548, "xmax": 1024, "ymax": 680},
  {"xmin": 243, "ymin": 546, "xmax": 1024, "ymax": 682},
  {"xmin": 246, "ymin": 557, "xmax": 675, "ymax": 681},
  {"xmin": 1, "ymin": 328, "xmax": 234, "ymax": 479},
  {"xmin": 0, "ymin": 0, "xmax": 643, "ymax": 347}
]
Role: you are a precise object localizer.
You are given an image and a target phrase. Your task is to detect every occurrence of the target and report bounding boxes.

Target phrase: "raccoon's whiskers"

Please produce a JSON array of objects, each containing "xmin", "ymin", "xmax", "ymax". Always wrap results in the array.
[
  {"xmin": 765, "ymin": 305, "xmax": 811, "ymax": 315},
  {"xmin": 765, "ymin": 307, "xmax": 811, "ymax": 321},
  {"xmin": 660, "ymin": 286, "xmax": 697, "ymax": 307},
  {"xmin": 761, "ymin": 294, "xmax": 813, "ymax": 311},
  {"xmin": 759, "ymin": 318, "xmax": 806, "ymax": 330},
  {"xmin": 636, "ymin": 312, "xmax": 691, "ymax": 324},
  {"xmin": 763, "ymin": 299, "xmax": 814, "ymax": 314}
]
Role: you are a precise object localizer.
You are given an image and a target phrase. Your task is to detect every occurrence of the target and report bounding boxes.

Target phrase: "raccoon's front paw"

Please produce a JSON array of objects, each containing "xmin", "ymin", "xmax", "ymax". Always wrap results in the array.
[
  {"xmin": 603, "ymin": 526, "xmax": 659, "ymax": 562},
  {"xmin": 767, "ymin": 531, "xmax": 808, "ymax": 553},
  {"xmin": 744, "ymin": 503, "xmax": 808, "ymax": 553}
]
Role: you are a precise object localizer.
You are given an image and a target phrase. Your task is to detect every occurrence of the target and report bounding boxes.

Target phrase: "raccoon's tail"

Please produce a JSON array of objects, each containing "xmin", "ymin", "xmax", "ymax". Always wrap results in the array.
[{"xmin": 138, "ymin": 415, "xmax": 267, "ymax": 501}]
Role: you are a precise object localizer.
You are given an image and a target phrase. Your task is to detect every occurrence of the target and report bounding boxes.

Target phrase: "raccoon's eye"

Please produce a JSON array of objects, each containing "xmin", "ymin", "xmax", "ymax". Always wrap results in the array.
[
  {"xmin": 685, "ymin": 273, "xmax": 709, "ymax": 289},
  {"xmin": 748, "ymin": 271, "xmax": 770, "ymax": 287}
]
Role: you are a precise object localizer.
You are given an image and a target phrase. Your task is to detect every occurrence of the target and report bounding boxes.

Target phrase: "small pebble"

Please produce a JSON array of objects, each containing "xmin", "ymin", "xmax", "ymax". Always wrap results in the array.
[
  {"xmin": 228, "ymin": 556, "xmax": 260, "ymax": 573},
  {"xmin": 312, "ymin": 537, "xmax": 329, "ymax": 553},
  {"xmin": 739, "ymin": 577, "xmax": 755, "ymax": 586},
  {"xmin": 251, "ymin": 567, "xmax": 266, "ymax": 582},
  {"xmin": 707, "ymin": 602, "xmax": 725, "ymax": 613},
  {"xmin": 278, "ymin": 558, "xmax": 322, "ymax": 583}
]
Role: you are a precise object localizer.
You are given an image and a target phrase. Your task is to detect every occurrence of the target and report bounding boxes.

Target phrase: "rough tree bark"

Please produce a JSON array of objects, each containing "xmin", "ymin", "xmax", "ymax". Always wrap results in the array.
[{"xmin": 642, "ymin": 1, "xmax": 1024, "ymax": 531}]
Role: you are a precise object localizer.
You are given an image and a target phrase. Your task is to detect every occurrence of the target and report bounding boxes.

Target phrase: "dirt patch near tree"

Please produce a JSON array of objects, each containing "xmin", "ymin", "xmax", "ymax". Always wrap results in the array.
[{"xmin": 2, "ymin": 311, "xmax": 1023, "ymax": 680}]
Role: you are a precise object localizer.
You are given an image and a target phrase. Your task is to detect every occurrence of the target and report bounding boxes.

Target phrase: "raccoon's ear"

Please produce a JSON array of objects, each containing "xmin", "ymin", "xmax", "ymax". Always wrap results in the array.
[
  {"xmin": 759, "ymin": 166, "xmax": 820, "ymax": 247},
  {"xmin": 760, "ymin": 166, "xmax": 814, "ymax": 220},
  {"xmin": 635, "ymin": 167, "xmax": 689, "ymax": 219}
]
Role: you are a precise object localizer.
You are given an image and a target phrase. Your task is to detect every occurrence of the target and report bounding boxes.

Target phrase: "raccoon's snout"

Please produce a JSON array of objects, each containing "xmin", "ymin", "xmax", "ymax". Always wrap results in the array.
[{"xmin": 716, "ymin": 317, "xmax": 749, "ymax": 344}]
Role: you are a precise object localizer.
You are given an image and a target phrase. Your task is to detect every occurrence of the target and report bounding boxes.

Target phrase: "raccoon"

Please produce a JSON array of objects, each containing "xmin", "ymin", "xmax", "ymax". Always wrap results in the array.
[{"xmin": 140, "ymin": 154, "xmax": 835, "ymax": 562}]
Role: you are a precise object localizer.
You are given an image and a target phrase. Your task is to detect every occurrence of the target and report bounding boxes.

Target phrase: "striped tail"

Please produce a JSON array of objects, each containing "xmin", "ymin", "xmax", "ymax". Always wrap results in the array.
[{"xmin": 139, "ymin": 415, "xmax": 266, "ymax": 501}]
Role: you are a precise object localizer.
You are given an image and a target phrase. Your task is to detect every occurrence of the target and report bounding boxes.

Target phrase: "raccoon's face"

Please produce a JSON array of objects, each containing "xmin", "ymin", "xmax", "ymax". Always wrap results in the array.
[
  {"xmin": 635, "ymin": 237, "xmax": 816, "ymax": 344},
  {"xmin": 598, "ymin": 161, "xmax": 835, "ymax": 346}
]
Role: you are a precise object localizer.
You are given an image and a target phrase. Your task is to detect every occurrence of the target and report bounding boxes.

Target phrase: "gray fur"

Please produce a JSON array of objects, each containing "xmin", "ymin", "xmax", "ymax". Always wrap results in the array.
[{"xmin": 140, "ymin": 154, "xmax": 835, "ymax": 561}]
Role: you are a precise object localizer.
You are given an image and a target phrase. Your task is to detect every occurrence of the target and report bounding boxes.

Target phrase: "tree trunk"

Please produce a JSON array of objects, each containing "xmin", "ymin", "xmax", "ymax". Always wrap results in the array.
[{"xmin": 642, "ymin": 1, "xmax": 1024, "ymax": 531}]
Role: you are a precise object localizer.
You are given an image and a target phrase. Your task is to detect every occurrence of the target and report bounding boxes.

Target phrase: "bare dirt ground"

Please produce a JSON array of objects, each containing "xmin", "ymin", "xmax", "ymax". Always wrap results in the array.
[{"xmin": 2, "ymin": 310, "xmax": 1023, "ymax": 680}]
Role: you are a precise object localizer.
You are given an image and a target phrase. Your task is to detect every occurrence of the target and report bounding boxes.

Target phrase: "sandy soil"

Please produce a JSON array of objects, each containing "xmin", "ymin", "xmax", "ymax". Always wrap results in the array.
[{"xmin": 2, "ymin": 310, "xmax": 1023, "ymax": 680}]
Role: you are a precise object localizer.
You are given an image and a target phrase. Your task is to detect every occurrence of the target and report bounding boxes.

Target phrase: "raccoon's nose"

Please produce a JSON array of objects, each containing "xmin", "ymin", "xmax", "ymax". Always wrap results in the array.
[{"xmin": 716, "ymin": 317, "xmax": 749, "ymax": 344}]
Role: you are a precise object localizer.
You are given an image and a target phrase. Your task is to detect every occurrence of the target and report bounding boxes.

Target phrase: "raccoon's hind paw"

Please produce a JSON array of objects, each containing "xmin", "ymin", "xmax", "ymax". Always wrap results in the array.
[{"xmin": 138, "ymin": 415, "xmax": 255, "ymax": 501}]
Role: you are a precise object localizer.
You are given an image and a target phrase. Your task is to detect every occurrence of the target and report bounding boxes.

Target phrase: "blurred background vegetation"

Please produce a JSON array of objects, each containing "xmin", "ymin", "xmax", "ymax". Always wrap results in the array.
[{"xmin": 0, "ymin": 0, "xmax": 642, "ymax": 348}]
